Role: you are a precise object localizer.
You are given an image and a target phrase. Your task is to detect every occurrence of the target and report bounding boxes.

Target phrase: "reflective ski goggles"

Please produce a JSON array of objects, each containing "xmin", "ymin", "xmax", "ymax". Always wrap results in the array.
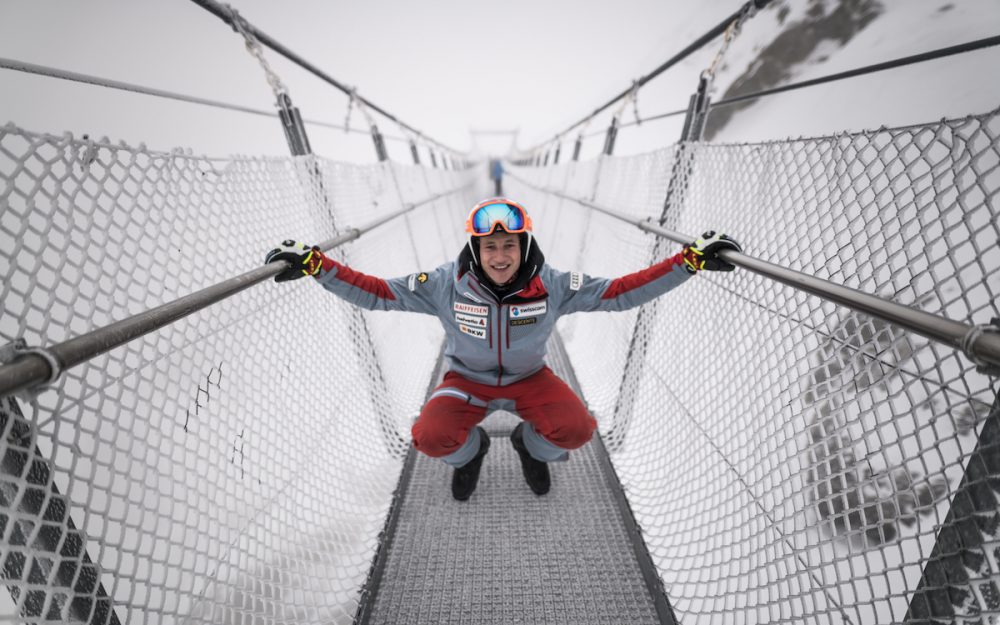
[{"xmin": 465, "ymin": 200, "xmax": 533, "ymax": 236}]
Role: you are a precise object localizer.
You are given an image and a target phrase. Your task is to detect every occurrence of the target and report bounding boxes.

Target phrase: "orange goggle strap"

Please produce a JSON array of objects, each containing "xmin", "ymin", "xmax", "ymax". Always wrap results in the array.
[{"xmin": 465, "ymin": 200, "xmax": 533, "ymax": 236}]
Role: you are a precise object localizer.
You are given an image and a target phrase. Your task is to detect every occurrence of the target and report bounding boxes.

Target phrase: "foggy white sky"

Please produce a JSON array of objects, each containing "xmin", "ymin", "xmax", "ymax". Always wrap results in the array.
[{"xmin": 1, "ymin": 0, "xmax": 998, "ymax": 161}]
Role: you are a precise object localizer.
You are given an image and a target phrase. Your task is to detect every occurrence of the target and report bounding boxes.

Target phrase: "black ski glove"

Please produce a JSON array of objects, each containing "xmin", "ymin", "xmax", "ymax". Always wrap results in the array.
[
  {"xmin": 264, "ymin": 240, "xmax": 326, "ymax": 282},
  {"xmin": 681, "ymin": 231, "xmax": 742, "ymax": 272}
]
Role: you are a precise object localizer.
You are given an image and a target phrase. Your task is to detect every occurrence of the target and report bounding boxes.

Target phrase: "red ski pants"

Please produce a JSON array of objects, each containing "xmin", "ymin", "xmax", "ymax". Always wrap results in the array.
[{"xmin": 412, "ymin": 366, "xmax": 597, "ymax": 458}]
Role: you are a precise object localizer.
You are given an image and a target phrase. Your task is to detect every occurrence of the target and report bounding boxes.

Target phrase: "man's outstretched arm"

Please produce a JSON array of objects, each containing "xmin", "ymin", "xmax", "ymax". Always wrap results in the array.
[
  {"xmin": 556, "ymin": 231, "xmax": 742, "ymax": 314},
  {"xmin": 264, "ymin": 240, "xmax": 448, "ymax": 314}
]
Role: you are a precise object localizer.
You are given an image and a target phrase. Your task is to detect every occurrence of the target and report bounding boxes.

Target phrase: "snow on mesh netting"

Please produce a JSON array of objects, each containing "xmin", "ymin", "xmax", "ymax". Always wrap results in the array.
[
  {"xmin": 507, "ymin": 108, "xmax": 1000, "ymax": 625},
  {"xmin": 0, "ymin": 124, "xmax": 477, "ymax": 623}
]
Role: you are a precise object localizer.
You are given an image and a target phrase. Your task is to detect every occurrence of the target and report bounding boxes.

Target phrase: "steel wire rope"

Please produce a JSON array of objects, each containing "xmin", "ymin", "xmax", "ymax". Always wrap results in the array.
[
  {"xmin": 0, "ymin": 123, "xmax": 237, "ymax": 170},
  {"xmin": 0, "ymin": 57, "xmax": 408, "ymax": 142},
  {"xmin": 578, "ymin": 106, "xmax": 687, "ymax": 138},
  {"xmin": 188, "ymin": 0, "xmax": 464, "ymax": 157},
  {"xmin": 594, "ymin": 36, "xmax": 1000, "ymax": 137},
  {"xmin": 525, "ymin": 0, "xmax": 774, "ymax": 152},
  {"xmin": 645, "ymin": 364, "xmax": 858, "ymax": 625},
  {"xmin": 709, "ymin": 35, "xmax": 1000, "ymax": 111},
  {"xmin": 615, "ymin": 108, "xmax": 690, "ymax": 134},
  {"xmin": 527, "ymin": 167, "xmax": 989, "ymax": 444},
  {"xmin": 678, "ymin": 268, "xmax": 988, "ymax": 495},
  {"xmin": 0, "ymin": 183, "xmax": 473, "ymax": 398},
  {"xmin": 506, "ymin": 173, "xmax": 1000, "ymax": 371},
  {"xmin": 602, "ymin": 101, "xmax": 1000, "ymax": 152},
  {"xmin": 691, "ymin": 274, "xmax": 995, "ymax": 424}
]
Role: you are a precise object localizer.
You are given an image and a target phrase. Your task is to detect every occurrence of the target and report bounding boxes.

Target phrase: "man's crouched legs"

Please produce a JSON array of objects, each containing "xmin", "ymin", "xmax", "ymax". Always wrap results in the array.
[{"xmin": 412, "ymin": 368, "xmax": 596, "ymax": 498}]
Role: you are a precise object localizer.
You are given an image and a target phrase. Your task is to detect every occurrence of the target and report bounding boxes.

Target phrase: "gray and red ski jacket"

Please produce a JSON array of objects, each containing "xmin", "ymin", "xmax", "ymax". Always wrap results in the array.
[{"xmin": 314, "ymin": 246, "xmax": 693, "ymax": 386}]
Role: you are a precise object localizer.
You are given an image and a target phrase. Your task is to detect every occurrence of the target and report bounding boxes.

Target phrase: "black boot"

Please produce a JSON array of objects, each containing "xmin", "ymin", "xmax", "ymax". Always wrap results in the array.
[
  {"xmin": 510, "ymin": 423, "xmax": 551, "ymax": 495},
  {"xmin": 451, "ymin": 427, "xmax": 490, "ymax": 501}
]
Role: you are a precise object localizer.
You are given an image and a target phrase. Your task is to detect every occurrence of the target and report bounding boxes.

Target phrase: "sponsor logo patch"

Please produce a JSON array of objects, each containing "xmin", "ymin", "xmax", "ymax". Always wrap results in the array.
[
  {"xmin": 510, "ymin": 317, "xmax": 537, "ymax": 326},
  {"xmin": 569, "ymin": 272, "xmax": 583, "ymax": 291},
  {"xmin": 417, "ymin": 272, "xmax": 428, "ymax": 283},
  {"xmin": 459, "ymin": 323, "xmax": 487, "ymax": 339},
  {"xmin": 456, "ymin": 312, "xmax": 487, "ymax": 327},
  {"xmin": 454, "ymin": 302, "xmax": 488, "ymax": 316},
  {"xmin": 509, "ymin": 301, "xmax": 547, "ymax": 318}
]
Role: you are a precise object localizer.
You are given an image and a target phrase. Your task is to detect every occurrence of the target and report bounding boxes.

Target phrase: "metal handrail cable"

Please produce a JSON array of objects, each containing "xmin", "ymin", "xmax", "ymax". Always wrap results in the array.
[
  {"xmin": 0, "ymin": 185, "xmax": 469, "ymax": 398},
  {"xmin": 530, "ymin": 30, "xmax": 998, "ymax": 152},
  {"xmin": 0, "ymin": 57, "xmax": 407, "ymax": 141},
  {"xmin": 709, "ymin": 34, "xmax": 1000, "ymax": 110},
  {"xmin": 188, "ymin": 0, "xmax": 463, "ymax": 155},
  {"xmin": 511, "ymin": 174, "xmax": 1000, "ymax": 369},
  {"xmin": 558, "ymin": 35, "xmax": 1000, "ymax": 141},
  {"xmin": 526, "ymin": 0, "xmax": 772, "ymax": 152}
]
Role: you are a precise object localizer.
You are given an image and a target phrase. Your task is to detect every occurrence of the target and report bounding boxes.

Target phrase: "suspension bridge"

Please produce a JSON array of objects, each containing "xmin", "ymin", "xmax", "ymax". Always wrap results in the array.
[{"xmin": 1, "ymin": 1, "xmax": 999, "ymax": 623}]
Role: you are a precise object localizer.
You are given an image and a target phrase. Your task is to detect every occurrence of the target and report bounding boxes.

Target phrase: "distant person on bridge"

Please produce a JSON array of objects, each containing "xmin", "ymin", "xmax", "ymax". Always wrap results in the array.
[
  {"xmin": 265, "ymin": 198, "xmax": 741, "ymax": 500},
  {"xmin": 489, "ymin": 159, "xmax": 504, "ymax": 195}
]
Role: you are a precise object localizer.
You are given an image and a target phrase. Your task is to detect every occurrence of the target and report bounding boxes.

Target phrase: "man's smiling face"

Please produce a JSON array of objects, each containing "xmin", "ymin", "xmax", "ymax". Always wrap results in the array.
[{"xmin": 478, "ymin": 231, "xmax": 521, "ymax": 286}]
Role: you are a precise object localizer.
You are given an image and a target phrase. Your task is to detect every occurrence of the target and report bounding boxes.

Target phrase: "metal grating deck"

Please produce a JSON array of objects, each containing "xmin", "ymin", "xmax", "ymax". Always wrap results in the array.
[{"xmin": 355, "ymin": 334, "xmax": 674, "ymax": 625}]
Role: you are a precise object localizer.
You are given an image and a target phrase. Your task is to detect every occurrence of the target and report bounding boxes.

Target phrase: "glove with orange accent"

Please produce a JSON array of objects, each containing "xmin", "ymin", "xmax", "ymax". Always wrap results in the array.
[
  {"xmin": 264, "ymin": 240, "xmax": 327, "ymax": 282},
  {"xmin": 681, "ymin": 231, "xmax": 742, "ymax": 273}
]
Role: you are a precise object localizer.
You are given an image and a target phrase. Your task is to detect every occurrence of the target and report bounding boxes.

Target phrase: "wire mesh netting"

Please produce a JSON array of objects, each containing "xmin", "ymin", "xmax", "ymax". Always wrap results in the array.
[
  {"xmin": 0, "ymin": 123, "xmax": 480, "ymax": 623},
  {"xmin": 2, "ymin": 103, "xmax": 999, "ymax": 625},
  {"xmin": 507, "ymin": 107, "xmax": 1000, "ymax": 625}
]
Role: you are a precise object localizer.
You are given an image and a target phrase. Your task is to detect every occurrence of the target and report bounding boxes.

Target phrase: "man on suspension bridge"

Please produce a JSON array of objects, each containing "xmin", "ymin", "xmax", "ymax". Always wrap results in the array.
[{"xmin": 265, "ymin": 198, "xmax": 740, "ymax": 500}]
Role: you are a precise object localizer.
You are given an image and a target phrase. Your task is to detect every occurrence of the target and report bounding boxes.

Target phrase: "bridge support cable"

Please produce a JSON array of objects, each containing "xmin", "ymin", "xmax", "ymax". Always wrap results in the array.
[
  {"xmin": 525, "ymin": 0, "xmax": 772, "ymax": 154},
  {"xmin": 607, "ymin": 78, "xmax": 713, "ymax": 451},
  {"xmin": 709, "ymin": 34, "xmax": 1000, "ymax": 112},
  {"xmin": 0, "ymin": 184, "xmax": 470, "ymax": 400},
  {"xmin": 0, "ymin": 57, "xmax": 402, "ymax": 139},
  {"xmin": 580, "ymin": 35, "xmax": 1000, "ymax": 142},
  {"xmin": 189, "ymin": 0, "xmax": 464, "ymax": 162},
  {"xmin": 511, "ymin": 176, "xmax": 1000, "ymax": 372}
]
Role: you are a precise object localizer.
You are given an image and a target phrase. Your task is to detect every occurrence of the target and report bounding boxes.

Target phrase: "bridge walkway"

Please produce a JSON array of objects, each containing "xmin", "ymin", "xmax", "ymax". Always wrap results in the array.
[{"xmin": 355, "ymin": 333, "xmax": 676, "ymax": 625}]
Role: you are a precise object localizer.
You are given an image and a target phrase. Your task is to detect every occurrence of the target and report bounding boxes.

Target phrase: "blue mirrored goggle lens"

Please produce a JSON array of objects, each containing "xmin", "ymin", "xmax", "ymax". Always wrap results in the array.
[{"xmin": 471, "ymin": 203, "xmax": 524, "ymax": 234}]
